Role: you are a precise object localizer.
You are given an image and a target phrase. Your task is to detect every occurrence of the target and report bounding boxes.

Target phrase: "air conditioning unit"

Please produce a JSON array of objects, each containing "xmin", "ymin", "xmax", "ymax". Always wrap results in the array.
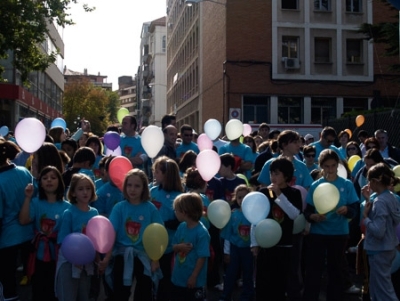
[{"xmin": 283, "ymin": 57, "xmax": 300, "ymax": 69}]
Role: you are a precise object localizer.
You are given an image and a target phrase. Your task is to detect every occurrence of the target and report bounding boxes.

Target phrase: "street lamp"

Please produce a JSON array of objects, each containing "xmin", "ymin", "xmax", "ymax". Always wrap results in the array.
[{"xmin": 185, "ymin": 0, "xmax": 226, "ymax": 6}]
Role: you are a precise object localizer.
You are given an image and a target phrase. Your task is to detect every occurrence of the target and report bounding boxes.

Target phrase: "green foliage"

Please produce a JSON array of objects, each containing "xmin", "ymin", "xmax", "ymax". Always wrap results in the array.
[
  {"xmin": 358, "ymin": 9, "xmax": 400, "ymax": 72},
  {"xmin": 0, "ymin": 0, "xmax": 94, "ymax": 82},
  {"xmin": 105, "ymin": 90, "xmax": 121, "ymax": 125},
  {"xmin": 63, "ymin": 79, "xmax": 109, "ymax": 136}
]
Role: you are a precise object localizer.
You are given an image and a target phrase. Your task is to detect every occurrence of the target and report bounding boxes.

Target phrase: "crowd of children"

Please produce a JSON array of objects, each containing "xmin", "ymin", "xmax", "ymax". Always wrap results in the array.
[{"xmin": 1, "ymin": 117, "xmax": 400, "ymax": 301}]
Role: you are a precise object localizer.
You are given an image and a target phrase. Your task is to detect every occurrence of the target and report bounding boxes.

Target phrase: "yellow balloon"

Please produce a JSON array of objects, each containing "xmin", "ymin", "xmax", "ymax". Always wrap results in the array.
[
  {"xmin": 393, "ymin": 165, "xmax": 400, "ymax": 192},
  {"xmin": 348, "ymin": 155, "xmax": 361, "ymax": 172},
  {"xmin": 355, "ymin": 115, "xmax": 365, "ymax": 127},
  {"xmin": 313, "ymin": 183, "xmax": 340, "ymax": 214},
  {"xmin": 142, "ymin": 223, "xmax": 168, "ymax": 261},
  {"xmin": 117, "ymin": 108, "xmax": 130, "ymax": 124}
]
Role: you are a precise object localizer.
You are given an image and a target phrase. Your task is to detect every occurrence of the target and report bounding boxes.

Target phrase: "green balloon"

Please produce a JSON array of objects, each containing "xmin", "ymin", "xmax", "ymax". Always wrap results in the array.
[{"xmin": 117, "ymin": 108, "xmax": 130, "ymax": 123}]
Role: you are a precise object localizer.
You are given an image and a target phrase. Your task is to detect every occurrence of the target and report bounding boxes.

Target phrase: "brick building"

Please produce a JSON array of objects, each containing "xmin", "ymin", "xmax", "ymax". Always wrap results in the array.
[{"xmin": 166, "ymin": 0, "xmax": 400, "ymax": 133}]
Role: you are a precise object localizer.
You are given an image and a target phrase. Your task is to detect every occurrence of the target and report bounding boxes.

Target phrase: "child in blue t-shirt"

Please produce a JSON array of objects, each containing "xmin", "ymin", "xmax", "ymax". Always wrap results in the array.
[
  {"xmin": 108, "ymin": 169, "xmax": 163, "ymax": 301},
  {"xmin": 20, "ymin": 166, "xmax": 71, "ymax": 301},
  {"xmin": 55, "ymin": 174, "xmax": 99, "ymax": 301},
  {"xmin": 220, "ymin": 184, "xmax": 254, "ymax": 301},
  {"xmin": 150, "ymin": 156, "xmax": 184, "ymax": 301},
  {"xmin": 171, "ymin": 193, "xmax": 210, "ymax": 301}
]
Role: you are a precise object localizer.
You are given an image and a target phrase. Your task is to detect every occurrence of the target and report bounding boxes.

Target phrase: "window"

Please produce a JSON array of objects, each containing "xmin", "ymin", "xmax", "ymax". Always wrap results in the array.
[
  {"xmin": 311, "ymin": 97, "xmax": 336, "ymax": 124},
  {"xmin": 282, "ymin": 0, "xmax": 298, "ymax": 9},
  {"xmin": 162, "ymin": 36, "xmax": 166, "ymax": 52},
  {"xmin": 346, "ymin": 0, "xmax": 361, "ymax": 12},
  {"xmin": 343, "ymin": 98, "xmax": 368, "ymax": 113},
  {"xmin": 243, "ymin": 96, "xmax": 270, "ymax": 124},
  {"xmin": 314, "ymin": 38, "xmax": 331, "ymax": 63},
  {"xmin": 282, "ymin": 36, "xmax": 298, "ymax": 58},
  {"xmin": 278, "ymin": 97, "xmax": 303, "ymax": 124},
  {"xmin": 314, "ymin": 0, "xmax": 331, "ymax": 11},
  {"xmin": 346, "ymin": 39, "xmax": 362, "ymax": 63}
]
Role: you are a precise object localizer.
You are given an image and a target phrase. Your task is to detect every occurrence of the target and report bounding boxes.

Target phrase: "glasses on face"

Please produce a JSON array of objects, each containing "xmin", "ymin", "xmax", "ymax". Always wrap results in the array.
[
  {"xmin": 347, "ymin": 147, "xmax": 357, "ymax": 151},
  {"xmin": 305, "ymin": 153, "xmax": 316, "ymax": 158}
]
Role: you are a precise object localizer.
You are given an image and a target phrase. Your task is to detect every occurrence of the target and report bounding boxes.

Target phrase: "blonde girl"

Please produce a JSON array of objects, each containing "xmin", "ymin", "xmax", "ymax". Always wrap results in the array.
[
  {"xmin": 108, "ymin": 169, "xmax": 163, "ymax": 301},
  {"xmin": 55, "ymin": 173, "xmax": 98, "ymax": 301}
]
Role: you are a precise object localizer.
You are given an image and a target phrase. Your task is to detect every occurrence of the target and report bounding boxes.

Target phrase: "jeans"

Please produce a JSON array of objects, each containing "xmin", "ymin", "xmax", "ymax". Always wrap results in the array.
[
  {"xmin": 222, "ymin": 244, "xmax": 254, "ymax": 301},
  {"xmin": 56, "ymin": 262, "xmax": 91, "ymax": 301},
  {"xmin": 303, "ymin": 234, "xmax": 348, "ymax": 301}
]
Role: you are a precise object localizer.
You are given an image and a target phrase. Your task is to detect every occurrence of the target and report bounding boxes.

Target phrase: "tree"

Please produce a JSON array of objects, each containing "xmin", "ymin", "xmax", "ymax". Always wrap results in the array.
[
  {"xmin": 0, "ymin": 0, "xmax": 93, "ymax": 83},
  {"xmin": 63, "ymin": 79, "xmax": 111, "ymax": 136},
  {"xmin": 105, "ymin": 90, "xmax": 121, "ymax": 125},
  {"xmin": 358, "ymin": 2, "xmax": 400, "ymax": 72}
]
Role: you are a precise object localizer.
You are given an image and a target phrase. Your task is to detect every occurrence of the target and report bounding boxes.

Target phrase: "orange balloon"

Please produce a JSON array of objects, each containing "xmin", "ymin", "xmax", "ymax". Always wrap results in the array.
[
  {"xmin": 355, "ymin": 115, "xmax": 365, "ymax": 127},
  {"xmin": 344, "ymin": 129, "xmax": 352, "ymax": 139}
]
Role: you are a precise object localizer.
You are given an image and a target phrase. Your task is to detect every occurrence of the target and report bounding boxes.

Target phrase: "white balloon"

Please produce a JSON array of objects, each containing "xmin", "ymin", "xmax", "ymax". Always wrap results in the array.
[
  {"xmin": 204, "ymin": 119, "xmax": 222, "ymax": 140},
  {"xmin": 207, "ymin": 200, "xmax": 231, "ymax": 229},
  {"xmin": 225, "ymin": 119, "xmax": 243, "ymax": 140},
  {"xmin": 337, "ymin": 163, "xmax": 348, "ymax": 179},
  {"xmin": 105, "ymin": 146, "xmax": 122, "ymax": 156},
  {"xmin": 254, "ymin": 219, "xmax": 282, "ymax": 248},
  {"xmin": 243, "ymin": 124, "xmax": 252, "ymax": 136},
  {"xmin": 15, "ymin": 118, "xmax": 46, "ymax": 153},
  {"xmin": 242, "ymin": 192, "xmax": 270, "ymax": 225},
  {"xmin": 141, "ymin": 126, "xmax": 164, "ymax": 158},
  {"xmin": 292, "ymin": 214, "xmax": 306, "ymax": 234}
]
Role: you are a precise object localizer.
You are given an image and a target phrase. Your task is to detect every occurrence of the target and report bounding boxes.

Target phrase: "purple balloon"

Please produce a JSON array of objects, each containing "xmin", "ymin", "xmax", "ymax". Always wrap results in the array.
[
  {"xmin": 61, "ymin": 233, "xmax": 96, "ymax": 265},
  {"xmin": 104, "ymin": 131, "xmax": 120, "ymax": 151}
]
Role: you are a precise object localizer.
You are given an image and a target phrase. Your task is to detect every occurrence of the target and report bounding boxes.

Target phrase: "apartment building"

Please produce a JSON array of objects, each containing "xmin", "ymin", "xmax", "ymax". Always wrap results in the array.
[
  {"xmin": 0, "ymin": 23, "xmax": 64, "ymax": 129},
  {"xmin": 167, "ymin": 0, "xmax": 399, "ymax": 133},
  {"xmin": 137, "ymin": 17, "xmax": 167, "ymax": 127}
]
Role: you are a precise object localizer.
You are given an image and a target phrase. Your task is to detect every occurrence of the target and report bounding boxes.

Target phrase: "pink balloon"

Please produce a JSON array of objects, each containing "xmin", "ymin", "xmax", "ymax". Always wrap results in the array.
[
  {"xmin": 293, "ymin": 185, "xmax": 308, "ymax": 210},
  {"xmin": 243, "ymin": 124, "xmax": 252, "ymax": 136},
  {"xmin": 86, "ymin": 216, "xmax": 116, "ymax": 253},
  {"xmin": 109, "ymin": 156, "xmax": 133, "ymax": 191},
  {"xmin": 196, "ymin": 150, "xmax": 221, "ymax": 181},
  {"xmin": 197, "ymin": 133, "xmax": 213, "ymax": 151}
]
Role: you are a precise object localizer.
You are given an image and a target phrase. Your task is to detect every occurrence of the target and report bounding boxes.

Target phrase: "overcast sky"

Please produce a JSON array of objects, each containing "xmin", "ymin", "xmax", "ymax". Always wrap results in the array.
[{"xmin": 63, "ymin": 0, "xmax": 166, "ymax": 90}]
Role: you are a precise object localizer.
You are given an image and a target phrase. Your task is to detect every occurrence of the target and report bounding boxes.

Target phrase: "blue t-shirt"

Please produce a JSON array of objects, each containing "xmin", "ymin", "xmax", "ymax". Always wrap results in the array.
[
  {"xmin": 306, "ymin": 176, "xmax": 358, "ymax": 235},
  {"xmin": 29, "ymin": 198, "xmax": 71, "ymax": 260},
  {"xmin": 309, "ymin": 141, "xmax": 345, "ymax": 162},
  {"xmin": 109, "ymin": 200, "xmax": 163, "ymax": 250},
  {"xmin": 171, "ymin": 222, "xmax": 210, "ymax": 288},
  {"xmin": 93, "ymin": 182, "xmax": 123, "ymax": 216},
  {"xmin": 176, "ymin": 142, "xmax": 200, "ymax": 159},
  {"xmin": 57, "ymin": 205, "xmax": 99, "ymax": 244},
  {"xmin": 150, "ymin": 187, "xmax": 182, "ymax": 253},
  {"xmin": 119, "ymin": 134, "xmax": 147, "ymax": 169},
  {"xmin": 258, "ymin": 157, "xmax": 313, "ymax": 189},
  {"xmin": 220, "ymin": 208, "xmax": 251, "ymax": 248},
  {"xmin": 219, "ymin": 142, "xmax": 254, "ymax": 178},
  {"xmin": 0, "ymin": 164, "xmax": 34, "ymax": 248}
]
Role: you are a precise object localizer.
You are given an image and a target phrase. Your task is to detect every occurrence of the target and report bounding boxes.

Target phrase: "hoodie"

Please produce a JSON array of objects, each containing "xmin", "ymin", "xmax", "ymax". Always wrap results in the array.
[{"xmin": 364, "ymin": 190, "xmax": 400, "ymax": 251}]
